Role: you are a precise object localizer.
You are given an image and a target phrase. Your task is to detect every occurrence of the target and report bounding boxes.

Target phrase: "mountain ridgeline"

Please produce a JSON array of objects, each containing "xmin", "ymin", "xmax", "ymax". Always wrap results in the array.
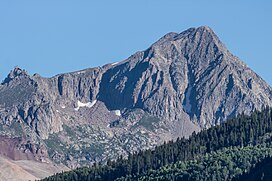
[{"xmin": 0, "ymin": 26, "xmax": 272, "ymax": 170}]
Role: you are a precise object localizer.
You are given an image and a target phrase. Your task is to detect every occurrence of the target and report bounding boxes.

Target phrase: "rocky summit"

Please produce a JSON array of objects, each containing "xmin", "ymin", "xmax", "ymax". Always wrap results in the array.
[{"xmin": 0, "ymin": 26, "xmax": 272, "ymax": 169}]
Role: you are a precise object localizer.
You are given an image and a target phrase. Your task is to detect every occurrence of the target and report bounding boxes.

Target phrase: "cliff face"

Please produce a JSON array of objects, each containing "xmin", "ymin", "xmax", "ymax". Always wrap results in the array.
[
  {"xmin": 99, "ymin": 26, "xmax": 272, "ymax": 131},
  {"xmin": 0, "ymin": 66, "xmax": 104, "ymax": 139},
  {"xmin": 0, "ymin": 26, "xmax": 272, "ymax": 168}
]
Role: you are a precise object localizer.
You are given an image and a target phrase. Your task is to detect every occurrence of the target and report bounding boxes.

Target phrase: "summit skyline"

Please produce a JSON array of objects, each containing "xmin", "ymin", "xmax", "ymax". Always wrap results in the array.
[{"xmin": 0, "ymin": 1, "xmax": 271, "ymax": 86}]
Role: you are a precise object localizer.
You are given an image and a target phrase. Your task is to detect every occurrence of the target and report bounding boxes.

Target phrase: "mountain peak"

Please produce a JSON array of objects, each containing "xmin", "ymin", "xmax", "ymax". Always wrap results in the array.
[
  {"xmin": 2, "ymin": 66, "xmax": 29, "ymax": 84},
  {"xmin": 106, "ymin": 25, "xmax": 272, "ymax": 127},
  {"xmin": 153, "ymin": 26, "xmax": 222, "ymax": 49},
  {"xmin": 188, "ymin": 26, "xmax": 220, "ymax": 43},
  {"xmin": 1, "ymin": 26, "xmax": 272, "ymax": 173},
  {"xmin": 177, "ymin": 26, "xmax": 219, "ymax": 43},
  {"xmin": 195, "ymin": 25, "xmax": 214, "ymax": 32},
  {"xmin": 195, "ymin": 26, "xmax": 221, "ymax": 42},
  {"xmin": 181, "ymin": 26, "xmax": 226, "ymax": 56},
  {"xmin": 10, "ymin": 66, "xmax": 28, "ymax": 77}
]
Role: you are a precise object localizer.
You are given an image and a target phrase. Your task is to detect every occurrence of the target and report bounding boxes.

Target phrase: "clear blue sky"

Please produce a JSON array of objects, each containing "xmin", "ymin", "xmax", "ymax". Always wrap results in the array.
[{"xmin": 0, "ymin": 1, "xmax": 271, "ymax": 85}]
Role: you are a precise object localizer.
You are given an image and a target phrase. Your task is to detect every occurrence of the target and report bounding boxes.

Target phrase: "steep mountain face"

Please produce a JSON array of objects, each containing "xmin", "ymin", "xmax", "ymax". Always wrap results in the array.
[{"xmin": 0, "ymin": 26, "xmax": 272, "ymax": 169}]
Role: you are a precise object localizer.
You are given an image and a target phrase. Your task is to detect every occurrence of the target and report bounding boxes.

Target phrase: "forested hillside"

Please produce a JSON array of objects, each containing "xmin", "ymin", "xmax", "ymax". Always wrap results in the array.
[
  {"xmin": 42, "ymin": 108, "xmax": 272, "ymax": 181},
  {"xmin": 118, "ymin": 146, "xmax": 272, "ymax": 180},
  {"xmin": 233, "ymin": 156, "xmax": 272, "ymax": 181}
]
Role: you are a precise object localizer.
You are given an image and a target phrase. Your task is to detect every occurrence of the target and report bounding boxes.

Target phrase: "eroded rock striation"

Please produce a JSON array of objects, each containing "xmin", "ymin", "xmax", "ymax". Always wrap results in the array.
[{"xmin": 0, "ymin": 26, "xmax": 272, "ymax": 168}]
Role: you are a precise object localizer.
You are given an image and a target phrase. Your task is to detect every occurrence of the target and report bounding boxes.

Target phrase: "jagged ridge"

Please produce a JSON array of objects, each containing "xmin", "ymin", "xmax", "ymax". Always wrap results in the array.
[{"xmin": 0, "ymin": 26, "xmax": 272, "ymax": 169}]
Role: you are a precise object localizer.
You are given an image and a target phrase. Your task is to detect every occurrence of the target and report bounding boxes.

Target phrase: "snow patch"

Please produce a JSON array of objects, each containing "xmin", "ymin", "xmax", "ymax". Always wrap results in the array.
[
  {"xmin": 61, "ymin": 106, "xmax": 66, "ymax": 109},
  {"xmin": 114, "ymin": 110, "xmax": 121, "ymax": 116},
  {"xmin": 111, "ymin": 62, "xmax": 120, "ymax": 66},
  {"xmin": 140, "ymin": 130, "xmax": 146, "ymax": 134},
  {"xmin": 74, "ymin": 100, "xmax": 97, "ymax": 111},
  {"xmin": 78, "ymin": 71, "xmax": 86, "ymax": 74}
]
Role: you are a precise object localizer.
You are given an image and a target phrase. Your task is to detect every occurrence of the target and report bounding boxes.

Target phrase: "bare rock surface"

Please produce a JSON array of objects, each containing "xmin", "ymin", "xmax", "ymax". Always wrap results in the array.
[
  {"xmin": 0, "ymin": 155, "xmax": 68, "ymax": 181},
  {"xmin": 0, "ymin": 26, "xmax": 272, "ymax": 170}
]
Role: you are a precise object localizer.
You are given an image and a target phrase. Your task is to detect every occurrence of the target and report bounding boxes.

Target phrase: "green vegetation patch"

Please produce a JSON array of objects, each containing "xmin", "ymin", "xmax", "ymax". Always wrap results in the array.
[
  {"xmin": 63, "ymin": 124, "xmax": 76, "ymax": 137},
  {"xmin": 42, "ymin": 108, "xmax": 272, "ymax": 181},
  {"xmin": 128, "ymin": 146, "xmax": 272, "ymax": 181},
  {"xmin": 132, "ymin": 115, "xmax": 160, "ymax": 131},
  {"xmin": 10, "ymin": 121, "xmax": 25, "ymax": 137},
  {"xmin": 44, "ymin": 133, "xmax": 67, "ymax": 160}
]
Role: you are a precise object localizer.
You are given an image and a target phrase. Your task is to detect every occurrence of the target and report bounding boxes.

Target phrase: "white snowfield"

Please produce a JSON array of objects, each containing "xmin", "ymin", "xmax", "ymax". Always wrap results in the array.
[
  {"xmin": 114, "ymin": 110, "xmax": 121, "ymax": 116},
  {"xmin": 76, "ymin": 70, "xmax": 86, "ymax": 75},
  {"xmin": 111, "ymin": 62, "xmax": 120, "ymax": 66},
  {"xmin": 74, "ymin": 100, "xmax": 97, "ymax": 111}
]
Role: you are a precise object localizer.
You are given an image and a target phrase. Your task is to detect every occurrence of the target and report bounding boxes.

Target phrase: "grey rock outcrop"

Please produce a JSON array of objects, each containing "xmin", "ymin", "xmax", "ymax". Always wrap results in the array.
[
  {"xmin": 0, "ymin": 26, "xmax": 272, "ymax": 167},
  {"xmin": 99, "ymin": 26, "xmax": 272, "ymax": 131}
]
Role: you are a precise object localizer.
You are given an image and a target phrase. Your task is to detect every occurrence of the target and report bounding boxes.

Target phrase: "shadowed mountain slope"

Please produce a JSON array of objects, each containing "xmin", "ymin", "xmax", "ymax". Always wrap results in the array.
[{"xmin": 0, "ymin": 26, "xmax": 271, "ymax": 171}]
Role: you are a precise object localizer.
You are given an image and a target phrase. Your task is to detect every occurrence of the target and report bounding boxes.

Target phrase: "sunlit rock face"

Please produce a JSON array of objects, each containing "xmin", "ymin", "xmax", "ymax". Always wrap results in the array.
[{"xmin": 1, "ymin": 26, "xmax": 272, "ymax": 168}]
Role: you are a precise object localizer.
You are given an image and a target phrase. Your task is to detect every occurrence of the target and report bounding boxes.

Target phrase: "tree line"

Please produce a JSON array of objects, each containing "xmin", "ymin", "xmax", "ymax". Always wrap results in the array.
[
  {"xmin": 42, "ymin": 107, "xmax": 272, "ymax": 181},
  {"xmin": 117, "ymin": 146, "xmax": 272, "ymax": 181}
]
